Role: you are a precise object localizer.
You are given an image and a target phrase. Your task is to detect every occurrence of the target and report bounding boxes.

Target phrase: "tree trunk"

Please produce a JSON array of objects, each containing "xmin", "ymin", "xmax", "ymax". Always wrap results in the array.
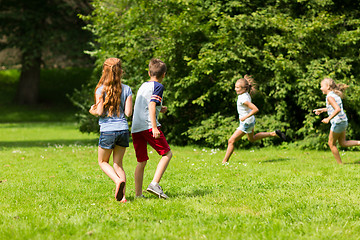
[{"xmin": 16, "ymin": 52, "xmax": 41, "ymax": 105}]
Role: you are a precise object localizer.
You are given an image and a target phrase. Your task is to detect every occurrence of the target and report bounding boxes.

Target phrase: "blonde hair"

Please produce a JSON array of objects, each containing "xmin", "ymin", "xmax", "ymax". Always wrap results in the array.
[
  {"xmin": 322, "ymin": 78, "xmax": 348, "ymax": 99},
  {"xmin": 236, "ymin": 74, "xmax": 256, "ymax": 95},
  {"xmin": 94, "ymin": 58, "xmax": 123, "ymax": 117}
]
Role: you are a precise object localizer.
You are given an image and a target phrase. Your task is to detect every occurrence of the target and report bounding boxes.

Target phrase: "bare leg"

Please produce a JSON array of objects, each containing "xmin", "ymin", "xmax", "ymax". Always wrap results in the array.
[
  {"xmin": 247, "ymin": 130, "xmax": 277, "ymax": 142},
  {"xmin": 135, "ymin": 161, "xmax": 147, "ymax": 197},
  {"xmin": 98, "ymin": 147, "xmax": 121, "ymax": 183},
  {"xmin": 98, "ymin": 146, "xmax": 126, "ymax": 201},
  {"xmin": 222, "ymin": 130, "xmax": 246, "ymax": 164},
  {"xmin": 338, "ymin": 131, "xmax": 360, "ymax": 148},
  {"xmin": 113, "ymin": 145, "xmax": 127, "ymax": 201},
  {"xmin": 328, "ymin": 131, "xmax": 343, "ymax": 164},
  {"xmin": 152, "ymin": 151, "xmax": 172, "ymax": 183}
]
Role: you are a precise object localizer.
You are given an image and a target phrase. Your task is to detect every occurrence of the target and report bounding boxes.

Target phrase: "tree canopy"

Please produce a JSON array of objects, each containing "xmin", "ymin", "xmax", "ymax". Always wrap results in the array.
[
  {"xmin": 75, "ymin": 0, "xmax": 360, "ymax": 149},
  {"xmin": 0, "ymin": 0, "xmax": 92, "ymax": 104}
]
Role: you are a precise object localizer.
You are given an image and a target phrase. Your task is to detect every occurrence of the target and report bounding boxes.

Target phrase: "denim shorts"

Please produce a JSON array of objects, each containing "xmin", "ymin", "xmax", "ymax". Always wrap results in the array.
[
  {"xmin": 99, "ymin": 130, "xmax": 130, "ymax": 149},
  {"xmin": 330, "ymin": 121, "xmax": 348, "ymax": 133},
  {"xmin": 237, "ymin": 121, "xmax": 256, "ymax": 134}
]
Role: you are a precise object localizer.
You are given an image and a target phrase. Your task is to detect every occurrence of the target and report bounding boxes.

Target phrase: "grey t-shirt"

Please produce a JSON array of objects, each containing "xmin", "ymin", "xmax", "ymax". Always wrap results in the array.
[{"xmin": 96, "ymin": 84, "xmax": 132, "ymax": 132}]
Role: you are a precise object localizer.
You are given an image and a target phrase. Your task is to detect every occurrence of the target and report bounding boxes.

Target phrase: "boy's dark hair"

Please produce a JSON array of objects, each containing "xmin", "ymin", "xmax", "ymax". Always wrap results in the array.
[{"xmin": 149, "ymin": 58, "xmax": 167, "ymax": 79}]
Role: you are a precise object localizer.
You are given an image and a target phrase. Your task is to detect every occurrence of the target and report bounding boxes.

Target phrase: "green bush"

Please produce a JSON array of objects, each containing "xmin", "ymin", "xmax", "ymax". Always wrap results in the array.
[
  {"xmin": 76, "ymin": 0, "xmax": 360, "ymax": 149},
  {"xmin": 186, "ymin": 113, "xmax": 290, "ymax": 148},
  {"xmin": 0, "ymin": 68, "xmax": 92, "ymax": 106}
]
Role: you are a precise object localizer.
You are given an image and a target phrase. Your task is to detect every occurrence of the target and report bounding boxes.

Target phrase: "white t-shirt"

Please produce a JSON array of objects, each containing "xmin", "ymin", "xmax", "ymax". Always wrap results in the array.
[
  {"xmin": 237, "ymin": 92, "xmax": 255, "ymax": 124},
  {"xmin": 131, "ymin": 81, "xmax": 164, "ymax": 133},
  {"xmin": 326, "ymin": 91, "xmax": 347, "ymax": 124}
]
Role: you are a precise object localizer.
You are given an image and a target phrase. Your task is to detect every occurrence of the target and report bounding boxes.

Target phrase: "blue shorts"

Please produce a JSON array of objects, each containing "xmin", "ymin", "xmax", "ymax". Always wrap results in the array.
[
  {"xmin": 330, "ymin": 121, "xmax": 348, "ymax": 133},
  {"xmin": 237, "ymin": 121, "xmax": 255, "ymax": 134},
  {"xmin": 99, "ymin": 130, "xmax": 129, "ymax": 149}
]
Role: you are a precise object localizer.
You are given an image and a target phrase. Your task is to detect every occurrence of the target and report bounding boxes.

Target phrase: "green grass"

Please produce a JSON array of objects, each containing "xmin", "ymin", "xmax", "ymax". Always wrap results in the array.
[{"xmin": 1, "ymin": 122, "xmax": 360, "ymax": 239}]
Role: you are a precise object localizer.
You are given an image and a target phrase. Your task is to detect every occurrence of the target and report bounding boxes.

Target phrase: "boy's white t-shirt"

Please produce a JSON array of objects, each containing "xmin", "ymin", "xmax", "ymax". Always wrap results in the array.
[
  {"xmin": 131, "ymin": 81, "xmax": 164, "ymax": 133},
  {"xmin": 237, "ymin": 92, "xmax": 255, "ymax": 124}
]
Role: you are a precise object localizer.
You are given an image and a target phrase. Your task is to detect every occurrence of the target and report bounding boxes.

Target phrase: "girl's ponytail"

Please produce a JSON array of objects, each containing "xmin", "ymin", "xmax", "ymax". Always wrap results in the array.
[
  {"xmin": 323, "ymin": 78, "xmax": 348, "ymax": 99},
  {"xmin": 244, "ymin": 74, "xmax": 257, "ymax": 95}
]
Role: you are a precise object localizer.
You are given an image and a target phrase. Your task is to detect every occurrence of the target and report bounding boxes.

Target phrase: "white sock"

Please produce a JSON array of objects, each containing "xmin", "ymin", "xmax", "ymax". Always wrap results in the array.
[{"xmin": 151, "ymin": 181, "xmax": 158, "ymax": 186}]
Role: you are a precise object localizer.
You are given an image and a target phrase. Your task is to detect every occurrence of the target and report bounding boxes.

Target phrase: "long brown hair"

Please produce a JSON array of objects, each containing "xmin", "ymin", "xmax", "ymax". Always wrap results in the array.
[
  {"xmin": 236, "ymin": 74, "xmax": 257, "ymax": 95},
  {"xmin": 322, "ymin": 78, "xmax": 348, "ymax": 99},
  {"xmin": 94, "ymin": 58, "xmax": 123, "ymax": 117}
]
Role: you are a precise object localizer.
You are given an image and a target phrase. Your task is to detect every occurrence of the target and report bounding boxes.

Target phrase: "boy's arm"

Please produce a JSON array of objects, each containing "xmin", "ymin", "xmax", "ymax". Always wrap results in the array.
[
  {"xmin": 149, "ymin": 101, "xmax": 160, "ymax": 139},
  {"xmin": 160, "ymin": 106, "xmax": 167, "ymax": 113},
  {"xmin": 240, "ymin": 101, "xmax": 259, "ymax": 121}
]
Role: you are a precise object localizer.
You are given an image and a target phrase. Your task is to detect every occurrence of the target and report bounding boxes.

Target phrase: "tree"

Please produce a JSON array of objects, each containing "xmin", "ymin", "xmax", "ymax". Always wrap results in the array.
[
  {"xmin": 0, "ymin": 0, "xmax": 92, "ymax": 104},
  {"xmin": 75, "ymin": 0, "xmax": 360, "ymax": 149}
]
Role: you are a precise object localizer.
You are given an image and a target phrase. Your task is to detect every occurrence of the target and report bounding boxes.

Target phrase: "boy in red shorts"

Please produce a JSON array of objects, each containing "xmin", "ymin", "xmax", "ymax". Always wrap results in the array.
[{"xmin": 131, "ymin": 58, "xmax": 172, "ymax": 199}]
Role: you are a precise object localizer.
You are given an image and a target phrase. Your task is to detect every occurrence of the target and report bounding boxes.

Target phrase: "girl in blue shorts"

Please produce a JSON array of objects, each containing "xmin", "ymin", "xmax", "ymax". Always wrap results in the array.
[
  {"xmin": 89, "ymin": 58, "xmax": 133, "ymax": 202},
  {"xmin": 313, "ymin": 78, "xmax": 360, "ymax": 164},
  {"xmin": 222, "ymin": 75, "xmax": 286, "ymax": 164}
]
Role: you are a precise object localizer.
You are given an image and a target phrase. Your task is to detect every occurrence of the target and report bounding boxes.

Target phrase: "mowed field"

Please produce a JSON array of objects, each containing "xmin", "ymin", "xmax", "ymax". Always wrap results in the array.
[{"xmin": 1, "ymin": 122, "xmax": 360, "ymax": 239}]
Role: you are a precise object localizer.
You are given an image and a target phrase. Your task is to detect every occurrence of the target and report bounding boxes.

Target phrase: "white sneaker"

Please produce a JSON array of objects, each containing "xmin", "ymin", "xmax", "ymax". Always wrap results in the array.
[{"xmin": 147, "ymin": 183, "xmax": 169, "ymax": 199}]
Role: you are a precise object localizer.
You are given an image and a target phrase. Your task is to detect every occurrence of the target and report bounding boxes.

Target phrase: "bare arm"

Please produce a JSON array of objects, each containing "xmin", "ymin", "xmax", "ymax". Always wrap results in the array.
[
  {"xmin": 149, "ymin": 101, "xmax": 160, "ymax": 139},
  {"xmin": 240, "ymin": 101, "xmax": 259, "ymax": 121},
  {"xmin": 124, "ymin": 95, "xmax": 133, "ymax": 117},
  {"xmin": 313, "ymin": 108, "xmax": 327, "ymax": 115},
  {"xmin": 321, "ymin": 96, "xmax": 340, "ymax": 124},
  {"xmin": 89, "ymin": 94, "xmax": 104, "ymax": 117}
]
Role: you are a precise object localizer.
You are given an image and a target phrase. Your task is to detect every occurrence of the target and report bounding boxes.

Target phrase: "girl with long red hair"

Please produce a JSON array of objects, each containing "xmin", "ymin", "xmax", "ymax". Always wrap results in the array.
[{"xmin": 89, "ymin": 58, "xmax": 133, "ymax": 202}]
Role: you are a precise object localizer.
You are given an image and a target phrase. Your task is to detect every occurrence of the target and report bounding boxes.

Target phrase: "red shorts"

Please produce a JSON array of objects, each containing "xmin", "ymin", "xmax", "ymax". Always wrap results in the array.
[{"xmin": 132, "ymin": 128, "xmax": 171, "ymax": 162}]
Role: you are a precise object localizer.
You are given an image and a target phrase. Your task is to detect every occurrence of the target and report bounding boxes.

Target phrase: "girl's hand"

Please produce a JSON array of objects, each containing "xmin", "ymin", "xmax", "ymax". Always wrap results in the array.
[
  {"xmin": 322, "ymin": 118, "xmax": 330, "ymax": 124},
  {"xmin": 313, "ymin": 109, "xmax": 323, "ymax": 115},
  {"xmin": 89, "ymin": 104, "xmax": 97, "ymax": 116},
  {"xmin": 240, "ymin": 117, "xmax": 247, "ymax": 122},
  {"xmin": 160, "ymin": 106, "xmax": 168, "ymax": 113}
]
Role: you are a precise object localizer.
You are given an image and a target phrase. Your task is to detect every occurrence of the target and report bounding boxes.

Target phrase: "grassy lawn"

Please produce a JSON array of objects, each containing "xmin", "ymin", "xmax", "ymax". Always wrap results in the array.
[{"xmin": 1, "ymin": 122, "xmax": 360, "ymax": 239}]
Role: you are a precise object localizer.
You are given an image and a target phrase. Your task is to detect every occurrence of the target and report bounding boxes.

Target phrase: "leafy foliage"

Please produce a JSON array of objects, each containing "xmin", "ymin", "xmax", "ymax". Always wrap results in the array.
[
  {"xmin": 0, "ymin": 0, "xmax": 93, "ymax": 104},
  {"xmin": 75, "ymin": 0, "xmax": 360, "ymax": 149}
]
